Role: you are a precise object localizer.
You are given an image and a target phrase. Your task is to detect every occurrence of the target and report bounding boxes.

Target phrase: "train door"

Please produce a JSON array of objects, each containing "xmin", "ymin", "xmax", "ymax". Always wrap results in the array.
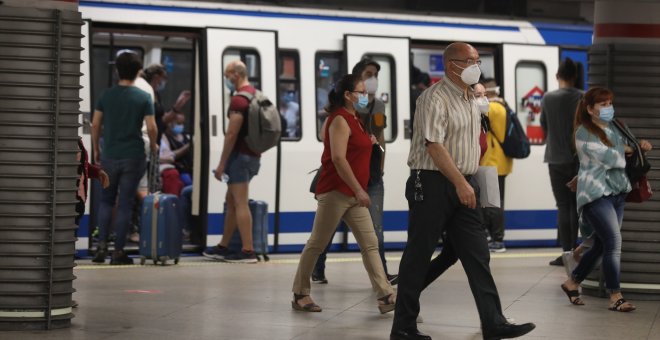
[
  {"xmin": 203, "ymin": 28, "xmax": 278, "ymax": 248},
  {"xmin": 343, "ymin": 34, "xmax": 410, "ymax": 249},
  {"xmin": 501, "ymin": 44, "xmax": 559, "ymax": 233},
  {"xmin": 79, "ymin": 20, "xmax": 92, "ymax": 253}
]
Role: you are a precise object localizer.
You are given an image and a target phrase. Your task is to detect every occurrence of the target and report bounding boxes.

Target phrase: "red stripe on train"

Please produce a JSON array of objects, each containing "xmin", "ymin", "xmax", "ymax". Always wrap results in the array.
[{"xmin": 595, "ymin": 23, "xmax": 660, "ymax": 38}]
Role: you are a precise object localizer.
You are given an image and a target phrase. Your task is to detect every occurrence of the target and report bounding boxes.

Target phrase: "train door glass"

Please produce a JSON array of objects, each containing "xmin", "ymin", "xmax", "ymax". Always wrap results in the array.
[
  {"xmin": 278, "ymin": 50, "xmax": 301, "ymax": 140},
  {"xmin": 222, "ymin": 49, "xmax": 261, "ymax": 133},
  {"xmin": 161, "ymin": 48, "xmax": 195, "ymax": 127},
  {"xmin": 344, "ymin": 35, "xmax": 409, "ymax": 142},
  {"xmin": 502, "ymin": 44, "xmax": 558, "ymax": 146},
  {"xmin": 314, "ymin": 51, "xmax": 342, "ymax": 141},
  {"xmin": 515, "ymin": 62, "xmax": 547, "ymax": 145},
  {"xmin": 90, "ymin": 42, "xmax": 144, "ymax": 106},
  {"xmin": 411, "ymin": 46, "xmax": 496, "ymax": 83}
]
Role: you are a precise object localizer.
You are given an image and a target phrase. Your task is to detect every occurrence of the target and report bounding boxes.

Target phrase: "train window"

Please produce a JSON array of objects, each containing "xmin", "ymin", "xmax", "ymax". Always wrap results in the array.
[
  {"xmin": 91, "ymin": 45, "xmax": 144, "ymax": 107},
  {"xmin": 362, "ymin": 54, "xmax": 397, "ymax": 142},
  {"xmin": 315, "ymin": 51, "xmax": 343, "ymax": 141},
  {"xmin": 222, "ymin": 48, "xmax": 261, "ymax": 133},
  {"xmin": 161, "ymin": 48, "xmax": 195, "ymax": 128},
  {"xmin": 515, "ymin": 61, "xmax": 547, "ymax": 145},
  {"xmin": 278, "ymin": 50, "xmax": 301, "ymax": 140}
]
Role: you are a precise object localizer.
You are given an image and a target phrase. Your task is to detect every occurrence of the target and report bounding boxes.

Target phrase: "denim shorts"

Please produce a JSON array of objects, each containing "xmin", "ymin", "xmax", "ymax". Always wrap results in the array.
[{"xmin": 226, "ymin": 151, "xmax": 260, "ymax": 184}]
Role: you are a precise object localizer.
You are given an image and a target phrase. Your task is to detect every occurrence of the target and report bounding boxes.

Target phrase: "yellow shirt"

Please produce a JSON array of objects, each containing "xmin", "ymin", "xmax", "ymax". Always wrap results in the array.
[{"xmin": 480, "ymin": 101, "xmax": 513, "ymax": 175}]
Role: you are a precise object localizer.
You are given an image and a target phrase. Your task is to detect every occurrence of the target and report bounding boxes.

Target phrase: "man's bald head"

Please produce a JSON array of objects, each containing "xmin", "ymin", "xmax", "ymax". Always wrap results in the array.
[
  {"xmin": 443, "ymin": 42, "xmax": 477, "ymax": 68},
  {"xmin": 225, "ymin": 60, "xmax": 247, "ymax": 79}
]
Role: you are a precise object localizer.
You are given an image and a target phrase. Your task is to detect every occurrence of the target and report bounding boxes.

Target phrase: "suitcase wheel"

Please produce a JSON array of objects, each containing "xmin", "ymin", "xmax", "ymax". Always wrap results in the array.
[
  {"xmin": 174, "ymin": 258, "xmax": 180, "ymax": 265},
  {"xmin": 140, "ymin": 257, "xmax": 146, "ymax": 265},
  {"xmin": 159, "ymin": 256, "xmax": 168, "ymax": 265}
]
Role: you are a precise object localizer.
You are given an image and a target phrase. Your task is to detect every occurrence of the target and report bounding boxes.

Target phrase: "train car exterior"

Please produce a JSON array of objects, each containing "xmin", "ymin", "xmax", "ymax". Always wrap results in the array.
[{"xmin": 76, "ymin": 0, "xmax": 594, "ymax": 254}]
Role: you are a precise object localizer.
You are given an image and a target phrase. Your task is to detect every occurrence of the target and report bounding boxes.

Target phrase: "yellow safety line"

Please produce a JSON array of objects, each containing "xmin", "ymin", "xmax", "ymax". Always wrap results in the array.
[{"xmin": 75, "ymin": 252, "xmax": 561, "ymax": 270}]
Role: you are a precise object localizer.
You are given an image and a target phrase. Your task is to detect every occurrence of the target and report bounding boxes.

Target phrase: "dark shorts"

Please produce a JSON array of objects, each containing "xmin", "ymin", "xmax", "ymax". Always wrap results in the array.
[{"xmin": 226, "ymin": 151, "xmax": 260, "ymax": 184}]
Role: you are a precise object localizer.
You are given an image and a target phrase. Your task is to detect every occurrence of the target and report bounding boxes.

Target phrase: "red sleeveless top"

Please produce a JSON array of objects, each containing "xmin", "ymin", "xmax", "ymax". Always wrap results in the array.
[{"xmin": 315, "ymin": 107, "xmax": 372, "ymax": 197}]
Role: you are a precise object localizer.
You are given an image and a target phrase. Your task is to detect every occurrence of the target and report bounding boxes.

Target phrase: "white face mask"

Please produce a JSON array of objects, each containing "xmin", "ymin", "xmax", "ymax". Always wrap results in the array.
[
  {"xmin": 453, "ymin": 62, "xmax": 481, "ymax": 85},
  {"xmin": 475, "ymin": 96, "xmax": 489, "ymax": 114},
  {"xmin": 364, "ymin": 76, "xmax": 378, "ymax": 95}
]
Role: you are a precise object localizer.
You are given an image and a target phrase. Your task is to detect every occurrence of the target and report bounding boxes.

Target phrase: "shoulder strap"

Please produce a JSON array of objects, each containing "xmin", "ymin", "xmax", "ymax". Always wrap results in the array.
[
  {"xmin": 612, "ymin": 119, "xmax": 638, "ymax": 146},
  {"xmin": 367, "ymin": 101, "xmax": 376, "ymax": 134},
  {"xmin": 236, "ymin": 90, "xmax": 254, "ymax": 102}
]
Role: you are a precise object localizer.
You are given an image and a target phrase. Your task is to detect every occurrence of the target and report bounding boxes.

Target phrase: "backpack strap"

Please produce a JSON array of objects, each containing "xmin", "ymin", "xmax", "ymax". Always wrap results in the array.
[{"xmin": 236, "ymin": 90, "xmax": 254, "ymax": 102}]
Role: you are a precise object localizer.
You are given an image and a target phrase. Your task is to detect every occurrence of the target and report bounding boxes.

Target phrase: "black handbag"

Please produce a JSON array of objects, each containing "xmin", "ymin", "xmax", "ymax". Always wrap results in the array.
[
  {"xmin": 309, "ymin": 167, "xmax": 321, "ymax": 194},
  {"xmin": 612, "ymin": 119, "xmax": 651, "ymax": 184}
]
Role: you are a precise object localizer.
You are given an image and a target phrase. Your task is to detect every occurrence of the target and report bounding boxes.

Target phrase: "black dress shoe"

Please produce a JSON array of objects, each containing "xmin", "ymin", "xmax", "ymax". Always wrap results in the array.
[
  {"xmin": 390, "ymin": 328, "xmax": 432, "ymax": 340},
  {"xmin": 549, "ymin": 256, "xmax": 563, "ymax": 266},
  {"xmin": 483, "ymin": 322, "xmax": 536, "ymax": 340}
]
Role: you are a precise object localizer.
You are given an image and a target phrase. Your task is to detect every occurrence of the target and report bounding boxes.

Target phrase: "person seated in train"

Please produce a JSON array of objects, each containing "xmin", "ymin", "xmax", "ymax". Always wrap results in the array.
[
  {"xmin": 142, "ymin": 63, "xmax": 192, "ymax": 142},
  {"xmin": 158, "ymin": 118, "xmax": 190, "ymax": 197},
  {"xmin": 279, "ymin": 91, "xmax": 300, "ymax": 138},
  {"xmin": 291, "ymin": 74, "xmax": 396, "ymax": 314},
  {"xmin": 561, "ymin": 87, "xmax": 652, "ymax": 312}
]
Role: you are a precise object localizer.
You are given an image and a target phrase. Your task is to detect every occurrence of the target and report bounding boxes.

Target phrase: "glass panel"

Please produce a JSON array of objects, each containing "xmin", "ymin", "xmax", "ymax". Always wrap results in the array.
[
  {"xmin": 222, "ymin": 48, "xmax": 261, "ymax": 133},
  {"xmin": 364, "ymin": 54, "xmax": 397, "ymax": 142},
  {"xmin": 90, "ymin": 43, "xmax": 143, "ymax": 109},
  {"xmin": 161, "ymin": 48, "xmax": 195, "ymax": 130},
  {"xmin": 279, "ymin": 50, "xmax": 301, "ymax": 140},
  {"xmin": 515, "ymin": 62, "xmax": 547, "ymax": 145},
  {"xmin": 315, "ymin": 52, "xmax": 343, "ymax": 141}
]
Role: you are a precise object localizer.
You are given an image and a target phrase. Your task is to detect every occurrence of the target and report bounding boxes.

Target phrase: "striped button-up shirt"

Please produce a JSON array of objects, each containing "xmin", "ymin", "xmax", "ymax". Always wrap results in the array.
[{"xmin": 408, "ymin": 77, "xmax": 481, "ymax": 175}]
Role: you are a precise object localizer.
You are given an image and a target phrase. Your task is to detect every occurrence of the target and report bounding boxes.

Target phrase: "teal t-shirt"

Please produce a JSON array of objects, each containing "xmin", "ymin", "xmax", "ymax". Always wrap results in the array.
[
  {"xmin": 575, "ymin": 123, "xmax": 631, "ymax": 215},
  {"xmin": 96, "ymin": 85, "xmax": 154, "ymax": 160}
]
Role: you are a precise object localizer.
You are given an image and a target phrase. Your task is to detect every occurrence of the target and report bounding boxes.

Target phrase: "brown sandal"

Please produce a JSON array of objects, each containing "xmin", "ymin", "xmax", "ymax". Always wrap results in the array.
[
  {"xmin": 377, "ymin": 294, "xmax": 396, "ymax": 314},
  {"xmin": 561, "ymin": 283, "xmax": 585, "ymax": 305},
  {"xmin": 609, "ymin": 298, "xmax": 635, "ymax": 312},
  {"xmin": 291, "ymin": 294, "xmax": 322, "ymax": 312}
]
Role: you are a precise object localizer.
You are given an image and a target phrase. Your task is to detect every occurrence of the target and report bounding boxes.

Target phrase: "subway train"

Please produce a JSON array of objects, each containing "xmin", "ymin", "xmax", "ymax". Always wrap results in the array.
[{"xmin": 76, "ymin": 0, "xmax": 594, "ymax": 255}]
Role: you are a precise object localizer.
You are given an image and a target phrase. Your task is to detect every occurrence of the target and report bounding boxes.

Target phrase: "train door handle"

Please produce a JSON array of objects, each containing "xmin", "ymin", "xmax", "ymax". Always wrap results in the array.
[{"xmin": 212, "ymin": 115, "xmax": 217, "ymax": 137}]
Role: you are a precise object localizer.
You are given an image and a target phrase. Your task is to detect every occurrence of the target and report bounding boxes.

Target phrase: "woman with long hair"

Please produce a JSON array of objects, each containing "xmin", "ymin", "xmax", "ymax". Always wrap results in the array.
[
  {"xmin": 560, "ymin": 87, "xmax": 652, "ymax": 312},
  {"xmin": 291, "ymin": 74, "xmax": 396, "ymax": 313}
]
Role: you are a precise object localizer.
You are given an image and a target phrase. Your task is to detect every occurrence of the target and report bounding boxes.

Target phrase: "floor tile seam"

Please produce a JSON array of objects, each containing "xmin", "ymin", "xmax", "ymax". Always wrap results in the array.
[
  {"xmin": 644, "ymin": 302, "xmax": 660, "ymax": 339},
  {"xmin": 501, "ymin": 265, "xmax": 558, "ymax": 312}
]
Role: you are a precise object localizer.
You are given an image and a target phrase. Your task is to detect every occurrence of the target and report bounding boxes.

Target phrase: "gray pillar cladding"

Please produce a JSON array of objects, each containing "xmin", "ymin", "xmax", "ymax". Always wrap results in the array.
[
  {"xmin": 0, "ymin": 4, "xmax": 83, "ymax": 330},
  {"xmin": 582, "ymin": 0, "xmax": 660, "ymax": 300}
]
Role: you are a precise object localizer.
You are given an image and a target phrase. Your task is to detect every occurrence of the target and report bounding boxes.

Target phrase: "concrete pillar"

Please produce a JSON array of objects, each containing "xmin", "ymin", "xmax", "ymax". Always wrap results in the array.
[
  {"xmin": 584, "ymin": 0, "xmax": 660, "ymax": 300},
  {"xmin": 0, "ymin": 0, "xmax": 82, "ymax": 329}
]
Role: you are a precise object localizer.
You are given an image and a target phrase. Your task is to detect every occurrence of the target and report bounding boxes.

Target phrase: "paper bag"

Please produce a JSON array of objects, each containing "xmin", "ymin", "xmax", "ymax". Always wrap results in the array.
[{"xmin": 474, "ymin": 166, "xmax": 501, "ymax": 208}]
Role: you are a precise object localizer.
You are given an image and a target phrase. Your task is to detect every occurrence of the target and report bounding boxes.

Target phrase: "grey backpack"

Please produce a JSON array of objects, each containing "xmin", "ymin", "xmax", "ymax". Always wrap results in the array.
[{"xmin": 237, "ymin": 90, "xmax": 282, "ymax": 153}]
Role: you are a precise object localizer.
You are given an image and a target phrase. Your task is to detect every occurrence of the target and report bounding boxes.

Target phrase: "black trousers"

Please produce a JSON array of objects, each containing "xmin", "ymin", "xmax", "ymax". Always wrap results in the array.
[
  {"xmin": 392, "ymin": 170, "xmax": 507, "ymax": 332},
  {"xmin": 548, "ymin": 162, "xmax": 579, "ymax": 251}
]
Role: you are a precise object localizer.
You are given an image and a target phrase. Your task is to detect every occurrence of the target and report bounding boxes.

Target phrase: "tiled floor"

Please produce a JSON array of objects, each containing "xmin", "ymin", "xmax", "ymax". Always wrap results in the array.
[{"xmin": 3, "ymin": 249, "xmax": 660, "ymax": 340}]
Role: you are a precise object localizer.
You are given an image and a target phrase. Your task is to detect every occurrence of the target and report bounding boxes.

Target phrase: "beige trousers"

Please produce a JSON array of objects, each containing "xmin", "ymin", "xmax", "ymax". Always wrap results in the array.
[{"xmin": 292, "ymin": 191, "xmax": 395, "ymax": 298}]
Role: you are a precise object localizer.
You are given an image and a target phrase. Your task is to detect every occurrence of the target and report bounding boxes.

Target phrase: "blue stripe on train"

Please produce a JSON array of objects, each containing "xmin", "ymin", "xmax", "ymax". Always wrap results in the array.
[
  {"xmin": 80, "ymin": 1, "xmax": 520, "ymax": 32},
  {"xmin": 78, "ymin": 209, "xmax": 558, "ymax": 249}
]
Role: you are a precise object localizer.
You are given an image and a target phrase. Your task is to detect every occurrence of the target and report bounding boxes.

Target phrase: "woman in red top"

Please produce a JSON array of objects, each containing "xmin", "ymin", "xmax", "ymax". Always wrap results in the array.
[{"xmin": 291, "ymin": 74, "xmax": 396, "ymax": 313}]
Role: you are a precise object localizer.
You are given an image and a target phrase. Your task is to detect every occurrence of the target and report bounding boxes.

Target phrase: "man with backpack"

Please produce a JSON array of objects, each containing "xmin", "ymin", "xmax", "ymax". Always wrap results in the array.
[{"xmin": 204, "ymin": 60, "xmax": 264, "ymax": 263}]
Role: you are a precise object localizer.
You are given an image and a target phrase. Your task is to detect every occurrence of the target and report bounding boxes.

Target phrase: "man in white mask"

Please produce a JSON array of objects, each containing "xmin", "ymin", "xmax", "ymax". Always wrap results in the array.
[{"xmin": 391, "ymin": 42, "xmax": 535, "ymax": 340}]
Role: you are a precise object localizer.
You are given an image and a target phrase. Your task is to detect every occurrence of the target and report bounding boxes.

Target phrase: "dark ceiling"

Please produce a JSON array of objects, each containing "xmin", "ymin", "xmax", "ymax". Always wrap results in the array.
[{"xmin": 179, "ymin": 0, "xmax": 595, "ymax": 23}]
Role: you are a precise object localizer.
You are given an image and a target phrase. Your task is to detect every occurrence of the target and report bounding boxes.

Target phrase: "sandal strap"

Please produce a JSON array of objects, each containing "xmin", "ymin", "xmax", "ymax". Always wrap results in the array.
[
  {"xmin": 294, "ymin": 293, "xmax": 308, "ymax": 303},
  {"xmin": 611, "ymin": 298, "xmax": 627, "ymax": 310}
]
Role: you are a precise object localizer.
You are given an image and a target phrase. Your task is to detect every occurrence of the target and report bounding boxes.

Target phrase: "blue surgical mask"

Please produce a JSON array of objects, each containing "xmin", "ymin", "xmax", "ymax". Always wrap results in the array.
[
  {"xmin": 172, "ymin": 124, "xmax": 184, "ymax": 135},
  {"xmin": 354, "ymin": 93, "xmax": 369, "ymax": 110},
  {"xmin": 224, "ymin": 77, "xmax": 235, "ymax": 92},
  {"xmin": 599, "ymin": 105, "xmax": 615, "ymax": 122}
]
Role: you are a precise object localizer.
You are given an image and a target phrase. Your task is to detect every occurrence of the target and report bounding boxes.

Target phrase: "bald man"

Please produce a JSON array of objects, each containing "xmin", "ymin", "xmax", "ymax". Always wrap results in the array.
[
  {"xmin": 391, "ymin": 43, "xmax": 535, "ymax": 340},
  {"xmin": 203, "ymin": 60, "xmax": 260, "ymax": 263}
]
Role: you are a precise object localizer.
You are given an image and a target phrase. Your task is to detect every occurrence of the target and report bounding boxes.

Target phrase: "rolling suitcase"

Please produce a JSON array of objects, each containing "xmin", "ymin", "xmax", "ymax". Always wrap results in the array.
[
  {"xmin": 140, "ymin": 193, "xmax": 183, "ymax": 265},
  {"xmin": 228, "ymin": 199, "xmax": 269, "ymax": 261}
]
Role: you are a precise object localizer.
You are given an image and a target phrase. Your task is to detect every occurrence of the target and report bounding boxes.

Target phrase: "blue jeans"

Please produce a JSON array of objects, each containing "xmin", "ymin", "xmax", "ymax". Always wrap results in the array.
[
  {"xmin": 180, "ymin": 185, "xmax": 193, "ymax": 231},
  {"xmin": 571, "ymin": 193, "xmax": 626, "ymax": 293},
  {"xmin": 97, "ymin": 157, "xmax": 147, "ymax": 251}
]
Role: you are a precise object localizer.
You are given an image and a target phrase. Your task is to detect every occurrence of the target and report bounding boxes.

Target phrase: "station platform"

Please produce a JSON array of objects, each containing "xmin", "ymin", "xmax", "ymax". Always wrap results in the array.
[{"xmin": 4, "ymin": 249, "xmax": 660, "ymax": 340}]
